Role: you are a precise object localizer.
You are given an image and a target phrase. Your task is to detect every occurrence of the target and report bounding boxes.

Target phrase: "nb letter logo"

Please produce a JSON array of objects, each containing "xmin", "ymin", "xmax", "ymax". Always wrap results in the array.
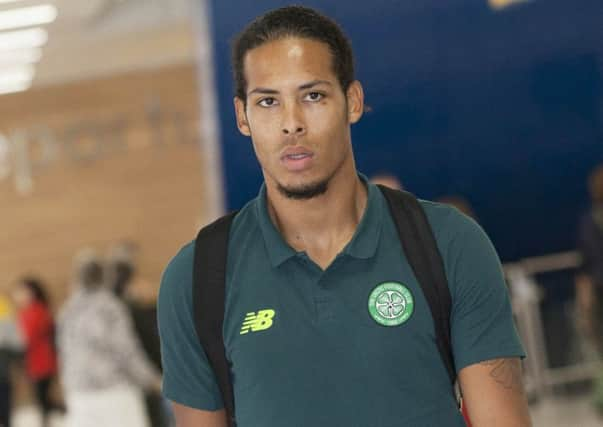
[{"xmin": 240, "ymin": 309, "xmax": 276, "ymax": 335}]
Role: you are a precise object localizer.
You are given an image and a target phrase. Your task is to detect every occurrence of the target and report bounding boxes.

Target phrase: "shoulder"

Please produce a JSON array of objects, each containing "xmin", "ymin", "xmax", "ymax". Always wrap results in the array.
[
  {"xmin": 159, "ymin": 241, "xmax": 196, "ymax": 309},
  {"xmin": 418, "ymin": 199, "xmax": 504, "ymax": 294},
  {"xmin": 158, "ymin": 201, "xmax": 260, "ymax": 306},
  {"xmin": 30, "ymin": 302, "xmax": 52, "ymax": 322},
  {"xmin": 418, "ymin": 199, "xmax": 484, "ymax": 249},
  {"xmin": 163, "ymin": 241, "xmax": 195, "ymax": 280},
  {"xmin": 229, "ymin": 199, "xmax": 262, "ymax": 242},
  {"xmin": 57, "ymin": 294, "xmax": 81, "ymax": 323}
]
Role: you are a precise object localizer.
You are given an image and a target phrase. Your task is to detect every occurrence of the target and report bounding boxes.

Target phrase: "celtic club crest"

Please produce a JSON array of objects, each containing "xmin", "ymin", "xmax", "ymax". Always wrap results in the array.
[{"xmin": 368, "ymin": 282, "xmax": 414, "ymax": 326}]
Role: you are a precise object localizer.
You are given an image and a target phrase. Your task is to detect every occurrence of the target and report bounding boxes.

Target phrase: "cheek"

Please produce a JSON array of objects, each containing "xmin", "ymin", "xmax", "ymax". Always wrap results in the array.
[
  {"xmin": 307, "ymin": 102, "xmax": 346, "ymax": 131},
  {"xmin": 249, "ymin": 128, "xmax": 279, "ymax": 166},
  {"xmin": 308, "ymin": 112, "xmax": 348, "ymax": 149},
  {"xmin": 247, "ymin": 111, "xmax": 279, "ymax": 141}
]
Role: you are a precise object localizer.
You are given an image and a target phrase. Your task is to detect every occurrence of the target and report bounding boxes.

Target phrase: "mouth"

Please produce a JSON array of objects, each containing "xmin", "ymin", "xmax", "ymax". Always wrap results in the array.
[
  {"xmin": 280, "ymin": 148, "xmax": 315, "ymax": 172},
  {"xmin": 284, "ymin": 153, "xmax": 312, "ymax": 160}
]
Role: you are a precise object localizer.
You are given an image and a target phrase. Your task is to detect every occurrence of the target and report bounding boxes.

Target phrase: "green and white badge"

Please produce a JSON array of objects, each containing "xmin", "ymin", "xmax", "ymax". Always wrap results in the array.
[{"xmin": 368, "ymin": 282, "xmax": 414, "ymax": 326}]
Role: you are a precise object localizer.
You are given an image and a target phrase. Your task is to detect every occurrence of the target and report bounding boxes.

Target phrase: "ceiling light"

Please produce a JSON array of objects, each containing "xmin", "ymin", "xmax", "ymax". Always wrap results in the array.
[
  {"xmin": 0, "ymin": 64, "xmax": 35, "ymax": 84},
  {"xmin": 0, "ymin": 4, "xmax": 57, "ymax": 31},
  {"xmin": 0, "ymin": 28, "xmax": 47, "ymax": 51},
  {"xmin": 0, "ymin": 80, "xmax": 31, "ymax": 95},
  {"xmin": 0, "ymin": 65, "xmax": 34, "ymax": 95},
  {"xmin": 0, "ymin": 47, "xmax": 41, "ymax": 65}
]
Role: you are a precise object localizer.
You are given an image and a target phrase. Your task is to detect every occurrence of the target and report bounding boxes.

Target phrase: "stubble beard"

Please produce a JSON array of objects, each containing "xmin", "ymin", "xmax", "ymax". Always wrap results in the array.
[
  {"xmin": 275, "ymin": 147, "xmax": 349, "ymax": 200},
  {"xmin": 276, "ymin": 178, "xmax": 329, "ymax": 200}
]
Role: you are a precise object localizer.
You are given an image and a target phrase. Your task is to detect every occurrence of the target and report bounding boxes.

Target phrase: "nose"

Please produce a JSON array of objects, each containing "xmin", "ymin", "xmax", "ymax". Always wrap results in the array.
[{"xmin": 281, "ymin": 103, "xmax": 306, "ymax": 136}]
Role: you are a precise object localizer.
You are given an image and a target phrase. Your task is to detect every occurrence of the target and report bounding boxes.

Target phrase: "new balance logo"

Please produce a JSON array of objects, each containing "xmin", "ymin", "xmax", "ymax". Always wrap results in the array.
[{"xmin": 240, "ymin": 309, "xmax": 275, "ymax": 335}]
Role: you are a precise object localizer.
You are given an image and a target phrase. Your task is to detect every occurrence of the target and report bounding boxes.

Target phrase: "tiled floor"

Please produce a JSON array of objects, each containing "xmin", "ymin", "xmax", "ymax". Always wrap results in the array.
[
  {"xmin": 13, "ymin": 408, "xmax": 63, "ymax": 427},
  {"xmin": 12, "ymin": 396, "xmax": 603, "ymax": 427}
]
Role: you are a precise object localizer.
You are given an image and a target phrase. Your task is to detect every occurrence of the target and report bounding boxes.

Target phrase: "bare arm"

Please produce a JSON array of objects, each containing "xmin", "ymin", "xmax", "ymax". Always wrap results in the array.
[
  {"xmin": 575, "ymin": 274, "xmax": 595, "ymax": 334},
  {"xmin": 575, "ymin": 274, "xmax": 594, "ymax": 312},
  {"xmin": 459, "ymin": 357, "xmax": 532, "ymax": 427},
  {"xmin": 172, "ymin": 402, "xmax": 227, "ymax": 427}
]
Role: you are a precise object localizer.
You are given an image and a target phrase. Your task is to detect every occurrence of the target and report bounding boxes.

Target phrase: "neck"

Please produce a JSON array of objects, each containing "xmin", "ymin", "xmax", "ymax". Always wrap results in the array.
[{"xmin": 265, "ymin": 162, "xmax": 367, "ymax": 268}]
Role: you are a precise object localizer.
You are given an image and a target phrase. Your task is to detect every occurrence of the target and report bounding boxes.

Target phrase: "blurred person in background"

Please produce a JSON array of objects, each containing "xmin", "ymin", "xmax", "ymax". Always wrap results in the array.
[
  {"xmin": 369, "ymin": 172, "xmax": 403, "ymax": 190},
  {"xmin": 12, "ymin": 277, "xmax": 58, "ymax": 427},
  {"xmin": 576, "ymin": 164, "xmax": 603, "ymax": 355},
  {"xmin": 109, "ymin": 241, "xmax": 139, "ymax": 297},
  {"xmin": 108, "ymin": 243, "xmax": 168, "ymax": 427},
  {"xmin": 0, "ymin": 293, "xmax": 24, "ymax": 427},
  {"xmin": 58, "ymin": 250, "xmax": 161, "ymax": 427},
  {"xmin": 436, "ymin": 195, "xmax": 478, "ymax": 222}
]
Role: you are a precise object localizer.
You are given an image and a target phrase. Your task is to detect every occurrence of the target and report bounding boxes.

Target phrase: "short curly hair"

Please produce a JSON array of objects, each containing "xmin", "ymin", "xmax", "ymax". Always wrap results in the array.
[{"xmin": 232, "ymin": 5, "xmax": 355, "ymax": 103}]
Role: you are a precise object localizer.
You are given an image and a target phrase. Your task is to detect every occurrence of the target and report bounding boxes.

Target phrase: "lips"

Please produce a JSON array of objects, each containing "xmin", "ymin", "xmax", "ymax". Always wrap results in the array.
[
  {"xmin": 285, "ymin": 153, "xmax": 311, "ymax": 160},
  {"xmin": 280, "ymin": 147, "xmax": 314, "ymax": 172},
  {"xmin": 281, "ymin": 146, "xmax": 313, "ymax": 158}
]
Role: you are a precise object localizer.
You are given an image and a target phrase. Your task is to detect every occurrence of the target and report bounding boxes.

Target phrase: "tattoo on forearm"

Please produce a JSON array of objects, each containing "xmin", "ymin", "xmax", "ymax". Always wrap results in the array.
[{"xmin": 480, "ymin": 358, "xmax": 522, "ymax": 390}]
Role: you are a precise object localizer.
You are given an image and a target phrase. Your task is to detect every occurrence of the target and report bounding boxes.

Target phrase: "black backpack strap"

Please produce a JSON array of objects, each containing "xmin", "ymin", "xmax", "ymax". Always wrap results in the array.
[
  {"xmin": 377, "ymin": 185, "xmax": 456, "ymax": 385},
  {"xmin": 193, "ymin": 211, "xmax": 239, "ymax": 427}
]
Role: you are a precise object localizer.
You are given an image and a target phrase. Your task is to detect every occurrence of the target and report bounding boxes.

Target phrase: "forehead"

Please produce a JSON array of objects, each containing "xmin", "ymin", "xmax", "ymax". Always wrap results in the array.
[{"xmin": 243, "ymin": 37, "xmax": 337, "ymax": 90}]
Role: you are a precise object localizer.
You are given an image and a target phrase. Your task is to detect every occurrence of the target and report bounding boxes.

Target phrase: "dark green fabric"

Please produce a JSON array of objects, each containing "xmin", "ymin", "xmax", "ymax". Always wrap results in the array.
[{"xmin": 158, "ymin": 177, "xmax": 525, "ymax": 426}]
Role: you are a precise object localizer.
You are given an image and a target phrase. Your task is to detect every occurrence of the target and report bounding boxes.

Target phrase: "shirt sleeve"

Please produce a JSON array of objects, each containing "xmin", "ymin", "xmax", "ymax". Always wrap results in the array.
[
  {"xmin": 442, "ymin": 210, "xmax": 526, "ymax": 372},
  {"xmin": 157, "ymin": 242, "xmax": 224, "ymax": 411}
]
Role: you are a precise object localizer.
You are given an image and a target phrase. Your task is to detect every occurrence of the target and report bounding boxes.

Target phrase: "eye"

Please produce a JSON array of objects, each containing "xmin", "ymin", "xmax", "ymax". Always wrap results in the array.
[
  {"xmin": 258, "ymin": 97, "xmax": 278, "ymax": 107},
  {"xmin": 305, "ymin": 92, "xmax": 324, "ymax": 102}
]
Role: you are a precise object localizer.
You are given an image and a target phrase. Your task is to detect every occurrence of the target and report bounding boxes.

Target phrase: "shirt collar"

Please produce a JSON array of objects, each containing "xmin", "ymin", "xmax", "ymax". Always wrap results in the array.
[
  {"xmin": 255, "ymin": 184, "xmax": 298, "ymax": 267},
  {"xmin": 254, "ymin": 173, "xmax": 383, "ymax": 268},
  {"xmin": 341, "ymin": 174, "xmax": 383, "ymax": 260}
]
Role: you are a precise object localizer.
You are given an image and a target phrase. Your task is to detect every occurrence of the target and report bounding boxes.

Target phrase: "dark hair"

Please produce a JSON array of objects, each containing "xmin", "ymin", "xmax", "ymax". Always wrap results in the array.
[
  {"xmin": 232, "ymin": 5, "xmax": 355, "ymax": 103},
  {"xmin": 80, "ymin": 261, "xmax": 104, "ymax": 291},
  {"xmin": 111, "ymin": 261, "xmax": 135, "ymax": 297},
  {"xmin": 20, "ymin": 277, "xmax": 49, "ymax": 306}
]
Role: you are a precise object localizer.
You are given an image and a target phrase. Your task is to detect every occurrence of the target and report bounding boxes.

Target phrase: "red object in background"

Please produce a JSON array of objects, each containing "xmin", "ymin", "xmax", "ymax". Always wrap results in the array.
[
  {"xmin": 18, "ymin": 301, "xmax": 57, "ymax": 380},
  {"xmin": 461, "ymin": 399, "xmax": 472, "ymax": 427}
]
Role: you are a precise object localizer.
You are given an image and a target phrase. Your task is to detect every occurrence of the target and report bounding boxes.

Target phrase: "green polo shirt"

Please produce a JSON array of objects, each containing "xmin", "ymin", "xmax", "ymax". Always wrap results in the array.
[{"xmin": 158, "ymin": 178, "xmax": 525, "ymax": 426}]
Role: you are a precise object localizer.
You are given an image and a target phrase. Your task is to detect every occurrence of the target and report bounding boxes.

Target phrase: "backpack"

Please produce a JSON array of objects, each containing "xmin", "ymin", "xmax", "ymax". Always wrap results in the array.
[{"xmin": 192, "ymin": 186, "xmax": 461, "ymax": 427}]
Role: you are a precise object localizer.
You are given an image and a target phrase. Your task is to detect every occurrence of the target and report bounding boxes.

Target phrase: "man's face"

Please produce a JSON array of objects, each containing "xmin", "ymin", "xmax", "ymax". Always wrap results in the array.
[{"xmin": 234, "ymin": 37, "xmax": 363, "ymax": 199}]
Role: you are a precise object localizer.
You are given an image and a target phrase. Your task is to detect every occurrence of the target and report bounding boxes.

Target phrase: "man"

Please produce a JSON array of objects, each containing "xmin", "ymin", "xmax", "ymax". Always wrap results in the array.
[{"xmin": 158, "ymin": 6, "xmax": 531, "ymax": 426}]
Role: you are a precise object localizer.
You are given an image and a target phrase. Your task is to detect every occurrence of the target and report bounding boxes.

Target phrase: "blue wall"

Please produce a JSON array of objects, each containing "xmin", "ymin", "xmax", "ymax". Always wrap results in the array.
[{"xmin": 208, "ymin": 0, "xmax": 603, "ymax": 261}]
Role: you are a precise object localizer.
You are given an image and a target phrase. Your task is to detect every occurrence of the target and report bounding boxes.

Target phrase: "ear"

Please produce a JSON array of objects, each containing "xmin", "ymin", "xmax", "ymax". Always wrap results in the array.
[
  {"xmin": 346, "ymin": 80, "xmax": 364, "ymax": 124},
  {"xmin": 234, "ymin": 97, "xmax": 251, "ymax": 136}
]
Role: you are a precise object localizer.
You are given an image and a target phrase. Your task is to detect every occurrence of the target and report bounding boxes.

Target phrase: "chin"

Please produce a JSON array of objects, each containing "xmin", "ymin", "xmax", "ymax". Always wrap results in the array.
[{"xmin": 277, "ymin": 178, "xmax": 329, "ymax": 200}]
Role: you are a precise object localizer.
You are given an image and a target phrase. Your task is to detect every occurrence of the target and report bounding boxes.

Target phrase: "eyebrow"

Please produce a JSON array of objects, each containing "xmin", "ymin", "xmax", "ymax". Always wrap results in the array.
[
  {"xmin": 299, "ymin": 80, "xmax": 333, "ymax": 90},
  {"xmin": 247, "ymin": 80, "xmax": 333, "ymax": 96}
]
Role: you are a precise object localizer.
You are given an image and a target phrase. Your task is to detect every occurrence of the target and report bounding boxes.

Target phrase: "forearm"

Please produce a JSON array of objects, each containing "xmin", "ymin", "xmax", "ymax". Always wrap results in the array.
[
  {"xmin": 575, "ymin": 274, "xmax": 594, "ymax": 311},
  {"xmin": 460, "ymin": 358, "xmax": 532, "ymax": 427},
  {"xmin": 172, "ymin": 402, "xmax": 228, "ymax": 427}
]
